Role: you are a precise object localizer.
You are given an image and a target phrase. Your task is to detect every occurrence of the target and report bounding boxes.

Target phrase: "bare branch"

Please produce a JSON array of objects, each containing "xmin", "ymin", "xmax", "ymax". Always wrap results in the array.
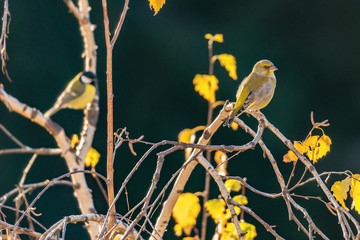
[
  {"xmin": 0, "ymin": 0, "xmax": 11, "ymax": 80},
  {"xmin": 0, "ymin": 148, "xmax": 61, "ymax": 155},
  {"xmin": 0, "ymin": 220, "xmax": 46, "ymax": 239}
]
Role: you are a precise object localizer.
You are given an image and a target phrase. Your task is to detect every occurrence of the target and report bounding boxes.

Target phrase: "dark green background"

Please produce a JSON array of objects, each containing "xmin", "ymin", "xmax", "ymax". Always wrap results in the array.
[{"xmin": 1, "ymin": 0, "xmax": 360, "ymax": 239}]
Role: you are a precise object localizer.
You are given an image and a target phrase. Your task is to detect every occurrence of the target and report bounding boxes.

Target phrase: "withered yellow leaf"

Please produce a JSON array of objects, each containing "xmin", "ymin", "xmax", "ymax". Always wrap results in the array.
[
  {"xmin": 214, "ymin": 151, "xmax": 228, "ymax": 176},
  {"xmin": 173, "ymin": 193, "xmax": 200, "ymax": 235},
  {"xmin": 205, "ymin": 199, "xmax": 226, "ymax": 223},
  {"xmin": 283, "ymin": 141, "xmax": 307, "ymax": 163},
  {"xmin": 331, "ymin": 177, "xmax": 350, "ymax": 211},
  {"xmin": 178, "ymin": 129, "xmax": 195, "ymax": 144},
  {"xmin": 218, "ymin": 54, "xmax": 238, "ymax": 80},
  {"xmin": 304, "ymin": 135, "xmax": 332, "ymax": 163},
  {"xmin": 224, "ymin": 195, "xmax": 248, "ymax": 218},
  {"xmin": 214, "ymin": 151, "xmax": 228, "ymax": 165},
  {"xmin": 178, "ymin": 126, "xmax": 205, "ymax": 160},
  {"xmin": 148, "ymin": 0, "xmax": 165, "ymax": 15},
  {"xmin": 351, "ymin": 174, "xmax": 360, "ymax": 214},
  {"xmin": 233, "ymin": 195, "xmax": 248, "ymax": 205},
  {"xmin": 222, "ymin": 222, "xmax": 256, "ymax": 240},
  {"xmin": 283, "ymin": 150, "xmax": 298, "ymax": 163},
  {"xmin": 71, "ymin": 134, "xmax": 79, "ymax": 149},
  {"xmin": 213, "ymin": 34, "xmax": 224, "ymax": 43},
  {"xmin": 193, "ymin": 74, "xmax": 219, "ymax": 103},
  {"xmin": 178, "ymin": 128, "xmax": 195, "ymax": 159},
  {"xmin": 222, "ymin": 223, "xmax": 237, "ymax": 240},
  {"xmin": 224, "ymin": 179, "xmax": 241, "ymax": 193},
  {"xmin": 239, "ymin": 222, "xmax": 257, "ymax": 240},
  {"xmin": 85, "ymin": 147, "xmax": 101, "ymax": 168}
]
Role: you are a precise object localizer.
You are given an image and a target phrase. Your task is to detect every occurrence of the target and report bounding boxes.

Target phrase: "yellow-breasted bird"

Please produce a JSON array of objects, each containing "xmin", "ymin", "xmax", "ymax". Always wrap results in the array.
[
  {"xmin": 44, "ymin": 71, "xmax": 97, "ymax": 117},
  {"xmin": 223, "ymin": 59, "xmax": 278, "ymax": 127}
]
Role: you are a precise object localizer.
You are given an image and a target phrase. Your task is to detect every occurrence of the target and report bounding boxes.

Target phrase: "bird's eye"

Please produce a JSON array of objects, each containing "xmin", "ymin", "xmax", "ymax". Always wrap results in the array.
[{"xmin": 264, "ymin": 65, "xmax": 270, "ymax": 69}]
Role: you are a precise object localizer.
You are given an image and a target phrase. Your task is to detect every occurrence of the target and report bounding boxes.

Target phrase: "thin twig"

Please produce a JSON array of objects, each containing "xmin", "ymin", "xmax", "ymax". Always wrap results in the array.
[
  {"xmin": 110, "ymin": 0, "xmax": 130, "ymax": 47},
  {"xmin": 0, "ymin": 124, "xmax": 25, "ymax": 148}
]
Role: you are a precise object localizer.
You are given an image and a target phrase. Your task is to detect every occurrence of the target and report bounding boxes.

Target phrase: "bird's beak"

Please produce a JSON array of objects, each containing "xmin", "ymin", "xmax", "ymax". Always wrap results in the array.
[{"xmin": 269, "ymin": 65, "xmax": 278, "ymax": 72}]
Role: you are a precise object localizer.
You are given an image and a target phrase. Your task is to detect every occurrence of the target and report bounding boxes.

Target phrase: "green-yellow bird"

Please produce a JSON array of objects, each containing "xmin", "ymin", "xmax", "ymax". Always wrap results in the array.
[
  {"xmin": 44, "ymin": 71, "xmax": 97, "ymax": 117},
  {"xmin": 223, "ymin": 59, "xmax": 278, "ymax": 127}
]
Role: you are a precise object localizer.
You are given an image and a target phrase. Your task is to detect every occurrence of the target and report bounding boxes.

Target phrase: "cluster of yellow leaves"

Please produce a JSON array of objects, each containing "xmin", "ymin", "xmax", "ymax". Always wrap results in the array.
[
  {"xmin": 71, "ymin": 134, "xmax": 100, "ymax": 168},
  {"xmin": 331, "ymin": 174, "xmax": 360, "ymax": 213},
  {"xmin": 283, "ymin": 134, "xmax": 332, "ymax": 164},
  {"xmin": 172, "ymin": 193, "xmax": 201, "ymax": 236},
  {"xmin": 205, "ymin": 194, "xmax": 255, "ymax": 240},
  {"xmin": 204, "ymin": 179, "xmax": 256, "ymax": 240},
  {"xmin": 193, "ymin": 34, "xmax": 238, "ymax": 103},
  {"xmin": 148, "ymin": 0, "xmax": 165, "ymax": 15},
  {"xmin": 178, "ymin": 126, "xmax": 206, "ymax": 159}
]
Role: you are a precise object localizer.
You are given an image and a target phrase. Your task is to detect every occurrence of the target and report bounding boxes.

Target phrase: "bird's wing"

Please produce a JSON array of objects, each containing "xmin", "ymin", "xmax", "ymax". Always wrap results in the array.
[
  {"xmin": 234, "ymin": 73, "xmax": 269, "ymax": 113},
  {"xmin": 233, "ymin": 83, "xmax": 250, "ymax": 113},
  {"xmin": 54, "ymin": 77, "xmax": 86, "ymax": 109}
]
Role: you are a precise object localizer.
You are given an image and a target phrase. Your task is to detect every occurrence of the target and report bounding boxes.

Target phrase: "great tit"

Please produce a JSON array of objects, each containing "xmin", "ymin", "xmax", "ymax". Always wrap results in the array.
[
  {"xmin": 223, "ymin": 59, "xmax": 278, "ymax": 127},
  {"xmin": 44, "ymin": 71, "xmax": 97, "ymax": 117}
]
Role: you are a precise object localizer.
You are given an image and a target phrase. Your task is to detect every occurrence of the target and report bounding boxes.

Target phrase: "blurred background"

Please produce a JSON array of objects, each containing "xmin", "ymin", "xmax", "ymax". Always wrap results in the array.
[{"xmin": 1, "ymin": 0, "xmax": 360, "ymax": 239}]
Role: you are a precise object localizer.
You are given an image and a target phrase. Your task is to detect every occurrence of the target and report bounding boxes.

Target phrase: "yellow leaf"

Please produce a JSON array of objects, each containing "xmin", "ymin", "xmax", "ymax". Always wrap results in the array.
[
  {"xmin": 283, "ymin": 141, "xmax": 308, "ymax": 163},
  {"xmin": 224, "ymin": 195, "xmax": 248, "ymax": 219},
  {"xmin": 331, "ymin": 178, "xmax": 350, "ymax": 211},
  {"xmin": 304, "ymin": 135, "xmax": 332, "ymax": 163},
  {"xmin": 178, "ymin": 129, "xmax": 195, "ymax": 144},
  {"xmin": 85, "ymin": 147, "xmax": 101, "ymax": 168},
  {"xmin": 213, "ymin": 34, "xmax": 224, "ymax": 43},
  {"xmin": 148, "ymin": 0, "xmax": 165, "ymax": 15},
  {"xmin": 294, "ymin": 140, "xmax": 309, "ymax": 154},
  {"xmin": 283, "ymin": 150, "xmax": 298, "ymax": 163},
  {"xmin": 204, "ymin": 33, "xmax": 212, "ymax": 40},
  {"xmin": 233, "ymin": 195, "xmax": 248, "ymax": 205},
  {"xmin": 214, "ymin": 151, "xmax": 228, "ymax": 176},
  {"xmin": 239, "ymin": 222, "xmax": 257, "ymax": 240},
  {"xmin": 173, "ymin": 193, "xmax": 201, "ymax": 236},
  {"xmin": 218, "ymin": 54, "xmax": 238, "ymax": 80},
  {"xmin": 224, "ymin": 179, "xmax": 241, "ymax": 193},
  {"xmin": 351, "ymin": 174, "xmax": 360, "ymax": 214},
  {"xmin": 205, "ymin": 199, "xmax": 226, "ymax": 223},
  {"xmin": 204, "ymin": 33, "xmax": 224, "ymax": 43},
  {"xmin": 222, "ymin": 222, "xmax": 257, "ymax": 240},
  {"xmin": 221, "ymin": 223, "xmax": 237, "ymax": 240},
  {"xmin": 231, "ymin": 121, "xmax": 238, "ymax": 131},
  {"xmin": 71, "ymin": 134, "xmax": 79, "ymax": 149},
  {"xmin": 193, "ymin": 74, "xmax": 219, "ymax": 103}
]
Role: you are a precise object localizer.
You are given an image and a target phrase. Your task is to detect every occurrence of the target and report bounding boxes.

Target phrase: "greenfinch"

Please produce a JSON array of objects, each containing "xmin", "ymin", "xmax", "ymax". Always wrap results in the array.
[
  {"xmin": 45, "ymin": 71, "xmax": 97, "ymax": 117},
  {"xmin": 223, "ymin": 59, "xmax": 277, "ymax": 127}
]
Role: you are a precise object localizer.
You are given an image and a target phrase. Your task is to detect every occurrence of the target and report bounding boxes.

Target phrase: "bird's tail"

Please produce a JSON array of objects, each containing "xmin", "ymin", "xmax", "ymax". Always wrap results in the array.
[
  {"xmin": 223, "ymin": 111, "xmax": 238, "ymax": 127},
  {"xmin": 44, "ymin": 106, "xmax": 60, "ymax": 118}
]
